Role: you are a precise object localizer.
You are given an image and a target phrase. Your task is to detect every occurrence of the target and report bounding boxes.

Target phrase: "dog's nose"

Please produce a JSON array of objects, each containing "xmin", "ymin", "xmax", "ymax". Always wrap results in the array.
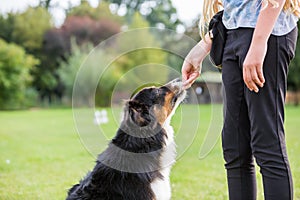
[
  {"xmin": 166, "ymin": 78, "xmax": 182, "ymax": 85},
  {"xmin": 164, "ymin": 78, "xmax": 183, "ymax": 93},
  {"xmin": 171, "ymin": 78, "xmax": 181, "ymax": 83}
]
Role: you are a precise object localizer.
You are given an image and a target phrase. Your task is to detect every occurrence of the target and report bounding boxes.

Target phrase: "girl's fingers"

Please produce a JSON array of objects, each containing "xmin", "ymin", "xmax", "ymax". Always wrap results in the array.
[{"xmin": 182, "ymin": 71, "xmax": 200, "ymax": 89}]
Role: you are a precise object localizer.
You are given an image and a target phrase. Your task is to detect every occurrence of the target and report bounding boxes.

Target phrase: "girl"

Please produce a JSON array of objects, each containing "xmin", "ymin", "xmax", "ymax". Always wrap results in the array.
[{"xmin": 182, "ymin": 0, "xmax": 299, "ymax": 199}]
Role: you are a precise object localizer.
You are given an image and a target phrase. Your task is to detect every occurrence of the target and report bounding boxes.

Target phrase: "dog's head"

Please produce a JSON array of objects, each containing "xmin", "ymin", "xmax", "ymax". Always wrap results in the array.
[{"xmin": 124, "ymin": 79, "xmax": 186, "ymax": 128}]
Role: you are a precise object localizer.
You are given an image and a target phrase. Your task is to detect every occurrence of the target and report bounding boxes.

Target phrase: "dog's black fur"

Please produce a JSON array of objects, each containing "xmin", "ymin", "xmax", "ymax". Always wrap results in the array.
[{"xmin": 66, "ymin": 82, "xmax": 184, "ymax": 200}]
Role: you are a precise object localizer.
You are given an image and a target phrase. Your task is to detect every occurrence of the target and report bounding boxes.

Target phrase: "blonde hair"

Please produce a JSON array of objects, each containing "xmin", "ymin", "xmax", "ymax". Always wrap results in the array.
[{"xmin": 200, "ymin": 0, "xmax": 300, "ymax": 37}]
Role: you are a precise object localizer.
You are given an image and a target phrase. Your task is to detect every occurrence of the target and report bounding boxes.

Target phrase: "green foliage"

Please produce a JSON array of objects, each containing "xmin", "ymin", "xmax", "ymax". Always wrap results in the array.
[
  {"xmin": 38, "ymin": 0, "xmax": 53, "ymax": 9},
  {"xmin": 59, "ymin": 14, "xmax": 169, "ymax": 107},
  {"xmin": 129, "ymin": 12, "xmax": 150, "ymax": 29},
  {"xmin": 287, "ymin": 22, "xmax": 300, "ymax": 105},
  {"xmin": 58, "ymin": 42, "xmax": 91, "ymax": 105},
  {"xmin": 110, "ymin": 13, "xmax": 169, "ymax": 89},
  {"xmin": 41, "ymin": 2, "xmax": 122, "ymax": 104},
  {"xmin": 11, "ymin": 7, "xmax": 52, "ymax": 53},
  {"xmin": 0, "ymin": 39, "xmax": 39, "ymax": 109},
  {"xmin": 68, "ymin": 1, "xmax": 123, "ymax": 23},
  {"xmin": 288, "ymin": 60, "xmax": 300, "ymax": 91},
  {"xmin": 59, "ymin": 41, "xmax": 115, "ymax": 106},
  {"xmin": 288, "ymin": 30, "xmax": 300, "ymax": 92},
  {"xmin": 104, "ymin": 0, "xmax": 181, "ymax": 29},
  {"xmin": 68, "ymin": 1, "xmax": 101, "ymax": 19},
  {"xmin": 0, "ymin": 8, "xmax": 55, "ymax": 104},
  {"xmin": 0, "ymin": 13, "xmax": 15, "ymax": 42},
  {"xmin": 145, "ymin": 0, "xmax": 181, "ymax": 29}
]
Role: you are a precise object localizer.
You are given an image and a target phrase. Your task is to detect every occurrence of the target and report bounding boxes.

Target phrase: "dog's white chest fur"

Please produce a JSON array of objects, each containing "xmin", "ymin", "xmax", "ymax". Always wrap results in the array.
[{"xmin": 150, "ymin": 122, "xmax": 176, "ymax": 200}]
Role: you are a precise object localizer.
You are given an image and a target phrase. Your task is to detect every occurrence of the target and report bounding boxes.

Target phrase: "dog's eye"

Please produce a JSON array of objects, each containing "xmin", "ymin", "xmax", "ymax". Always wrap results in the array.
[
  {"xmin": 156, "ymin": 89, "xmax": 162, "ymax": 95},
  {"xmin": 135, "ymin": 107, "xmax": 143, "ymax": 112},
  {"xmin": 154, "ymin": 89, "xmax": 161, "ymax": 96}
]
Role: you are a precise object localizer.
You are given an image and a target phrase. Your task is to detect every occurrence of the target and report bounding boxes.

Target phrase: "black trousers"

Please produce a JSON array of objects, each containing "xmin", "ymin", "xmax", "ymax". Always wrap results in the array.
[{"xmin": 222, "ymin": 27, "xmax": 298, "ymax": 200}]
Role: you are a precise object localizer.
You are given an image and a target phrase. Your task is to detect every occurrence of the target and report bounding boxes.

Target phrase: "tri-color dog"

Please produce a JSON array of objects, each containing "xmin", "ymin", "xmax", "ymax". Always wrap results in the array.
[{"xmin": 66, "ymin": 79, "xmax": 186, "ymax": 200}]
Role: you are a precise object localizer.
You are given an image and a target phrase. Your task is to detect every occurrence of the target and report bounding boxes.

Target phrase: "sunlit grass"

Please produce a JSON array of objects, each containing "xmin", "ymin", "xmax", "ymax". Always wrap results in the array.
[{"xmin": 0, "ymin": 105, "xmax": 299, "ymax": 199}]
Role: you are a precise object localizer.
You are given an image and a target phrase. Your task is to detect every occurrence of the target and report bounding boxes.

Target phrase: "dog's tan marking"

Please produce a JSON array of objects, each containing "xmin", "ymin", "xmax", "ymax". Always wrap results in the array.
[
  {"xmin": 153, "ymin": 105, "xmax": 167, "ymax": 124},
  {"xmin": 153, "ymin": 92, "xmax": 175, "ymax": 125},
  {"xmin": 163, "ymin": 92, "xmax": 174, "ymax": 116}
]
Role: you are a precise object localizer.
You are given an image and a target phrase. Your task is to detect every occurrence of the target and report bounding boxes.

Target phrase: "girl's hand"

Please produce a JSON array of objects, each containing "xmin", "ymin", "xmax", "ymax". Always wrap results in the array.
[
  {"xmin": 182, "ymin": 33, "xmax": 212, "ymax": 89},
  {"xmin": 182, "ymin": 60, "xmax": 201, "ymax": 89},
  {"xmin": 243, "ymin": 39, "xmax": 267, "ymax": 93},
  {"xmin": 243, "ymin": 0, "xmax": 286, "ymax": 93}
]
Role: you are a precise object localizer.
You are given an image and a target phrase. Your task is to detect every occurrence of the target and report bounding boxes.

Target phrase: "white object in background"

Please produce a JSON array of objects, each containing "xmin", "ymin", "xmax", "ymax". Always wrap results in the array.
[{"xmin": 94, "ymin": 109, "xmax": 109, "ymax": 125}]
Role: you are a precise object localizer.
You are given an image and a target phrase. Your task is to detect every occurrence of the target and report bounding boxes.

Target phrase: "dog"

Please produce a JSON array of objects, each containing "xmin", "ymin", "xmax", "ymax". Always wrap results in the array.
[{"xmin": 66, "ymin": 79, "xmax": 186, "ymax": 200}]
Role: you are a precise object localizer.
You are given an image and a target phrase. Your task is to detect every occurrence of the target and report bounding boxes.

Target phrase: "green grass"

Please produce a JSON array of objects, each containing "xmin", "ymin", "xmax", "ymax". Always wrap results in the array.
[{"xmin": 0, "ymin": 105, "xmax": 299, "ymax": 199}]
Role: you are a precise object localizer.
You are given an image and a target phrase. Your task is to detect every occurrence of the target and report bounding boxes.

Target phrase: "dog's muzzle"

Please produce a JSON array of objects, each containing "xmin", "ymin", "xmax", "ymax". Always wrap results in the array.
[{"xmin": 164, "ymin": 78, "xmax": 186, "ymax": 101}]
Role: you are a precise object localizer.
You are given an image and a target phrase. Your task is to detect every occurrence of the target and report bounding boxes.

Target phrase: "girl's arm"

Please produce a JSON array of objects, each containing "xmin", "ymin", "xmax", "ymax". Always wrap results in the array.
[
  {"xmin": 243, "ymin": 0, "xmax": 286, "ymax": 93},
  {"xmin": 182, "ymin": 33, "xmax": 212, "ymax": 89}
]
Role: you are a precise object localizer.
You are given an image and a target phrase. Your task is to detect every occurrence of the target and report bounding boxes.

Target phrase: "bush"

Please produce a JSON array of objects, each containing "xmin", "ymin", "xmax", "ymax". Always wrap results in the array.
[
  {"xmin": 58, "ymin": 42, "xmax": 110, "ymax": 107},
  {"xmin": 0, "ymin": 39, "xmax": 39, "ymax": 110}
]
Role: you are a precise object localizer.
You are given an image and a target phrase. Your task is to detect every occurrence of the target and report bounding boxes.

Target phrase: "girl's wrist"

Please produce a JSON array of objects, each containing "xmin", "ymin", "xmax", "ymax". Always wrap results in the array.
[{"xmin": 252, "ymin": 31, "xmax": 269, "ymax": 45}]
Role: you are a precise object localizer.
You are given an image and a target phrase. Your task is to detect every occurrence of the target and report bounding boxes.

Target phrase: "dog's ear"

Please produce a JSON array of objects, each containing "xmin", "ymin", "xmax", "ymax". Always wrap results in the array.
[{"xmin": 127, "ymin": 100, "xmax": 150, "ymax": 127}]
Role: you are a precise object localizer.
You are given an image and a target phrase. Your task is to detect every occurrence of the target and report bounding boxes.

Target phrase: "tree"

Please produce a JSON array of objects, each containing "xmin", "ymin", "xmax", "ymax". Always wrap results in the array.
[
  {"xmin": 42, "ymin": 2, "xmax": 122, "ymax": 104},
  {"xmin": 145, "ymin": 0, "xmax": 181, "ymax": 29},
  {"xmin": 108, "ymin": 13, "xmax": 169, "ymax": 102},
  {"xmin": 104, "ymin": 0, "xmax": 182, "ymax": 29},
  {"xmin": 0, "ymin": 13, "xmax": 15, "ymax": 43},
  {"xmin": 41, "ymin": 14, "xmax": 121, "ymax": 103},
  {"xmin": 58, "ymin": 41, "xmax": 117, "ymax": 107},
  {"xmin": 58, "ymin": 42, "xmax": 92, "ymax": 105},
  {"xmin": 45, "ymin": 1, "xmax": 122, "ymax": 51},
  {"xmin": 0, "ymin": 8, "xmax": 56, "ymax": 104},
  {"xmin": 11, "ymin": 7, "xmax": 59, "ymax": 103},
  {"xmin": 39, "ymin": 0, "xmax": 53, "ymax": 10},
  {"xmin": 0, "ymin": 39, "xmax": 39, "ymax": 109},
  {"xmin": 60, "ymin": 13, "xmax": 169, "ymax": 107},
  {"xmin": 68, "ymin": 1, "xmax": 123, "ymax": 23},
  {"xmin": 112, "ymin": 12, "xmax": 167, "ymax": 73},
  {"xmin": 60, "ymin": 15, "xmax": 121, "ymax": 46},
  {"xmin": 11, "ymin": 7, "xmax": 52, "ymax": 54}
]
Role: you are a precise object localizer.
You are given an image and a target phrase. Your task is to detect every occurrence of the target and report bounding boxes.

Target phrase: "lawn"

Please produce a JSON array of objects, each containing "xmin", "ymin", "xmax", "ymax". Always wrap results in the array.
[{"xmin": 0, "ymin": 105, "xmax": 299, "ymax": 200}]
